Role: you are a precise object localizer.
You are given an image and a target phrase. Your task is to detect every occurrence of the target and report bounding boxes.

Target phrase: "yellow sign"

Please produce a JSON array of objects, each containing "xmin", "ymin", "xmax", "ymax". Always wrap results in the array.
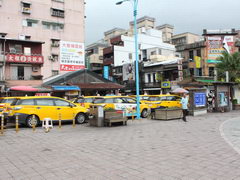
[
  {"xmin": 194, "ymin": 56, "xmax": 201, "ymax": 68},
  {"xmin": 161, "ymin": 81, "xmax": 171, "ymax": 89}
]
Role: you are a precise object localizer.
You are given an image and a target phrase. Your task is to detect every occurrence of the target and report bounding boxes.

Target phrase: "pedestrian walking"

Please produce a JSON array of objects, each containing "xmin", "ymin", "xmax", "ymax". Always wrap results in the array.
[{"xmin": 180, "ymin": 93, "xmax": 189, "ymax": 122}]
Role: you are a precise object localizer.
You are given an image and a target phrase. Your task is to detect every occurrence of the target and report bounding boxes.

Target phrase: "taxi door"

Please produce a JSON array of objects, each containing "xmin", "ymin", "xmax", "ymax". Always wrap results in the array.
[
  {"xmin": 54, "ymin": 99, "xmax": 75, "ymax": 121},
  {"xmin": 34, "ymin": 98, "xmax": 57, "ymax": 121}
]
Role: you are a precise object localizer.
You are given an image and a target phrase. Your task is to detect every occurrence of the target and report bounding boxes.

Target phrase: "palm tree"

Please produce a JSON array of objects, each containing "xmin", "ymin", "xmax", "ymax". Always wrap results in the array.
[{"xmin": 216, "ymin": 51, "xmax": 240, "ymax": 82}]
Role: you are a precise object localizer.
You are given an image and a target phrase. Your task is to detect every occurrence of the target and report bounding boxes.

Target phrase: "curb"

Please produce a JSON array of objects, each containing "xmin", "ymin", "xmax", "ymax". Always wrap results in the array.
[{"xmin": 219, "ymin": 117, "xmax": 240, "ymax": 155}]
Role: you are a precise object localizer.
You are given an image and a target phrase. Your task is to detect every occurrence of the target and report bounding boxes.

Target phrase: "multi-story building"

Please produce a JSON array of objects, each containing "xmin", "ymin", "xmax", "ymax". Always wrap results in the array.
[
  {"xmin": 156, "ymin": 24, "xmax": 174, "ymax": 43},
  {"xmin": 102, "ymin": 27, "xmax": 181, "ymax": 94},
  {"xmin": 85, "ymin": 40, "xmax": 108, "ymax": 75},
  {"xmin": 0, "ymin": 0, "xmax": 85, "ymax": 79},
  {"xmin": 0, "ymin": 36, "xmax": 44, "ymax": 91},
  {"xmin": 172, "ymin": 32, "xmax": 201, "ymax": 57},
  {"xmin": 183, "ymin": 29, "xmax": 239, "ymax": 77}
]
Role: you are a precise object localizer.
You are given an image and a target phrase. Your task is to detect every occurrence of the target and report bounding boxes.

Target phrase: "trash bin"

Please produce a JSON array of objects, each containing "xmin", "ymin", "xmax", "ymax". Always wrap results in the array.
[{"xmin": 89, "ymin": 105, "xmax": 104, "ymax": 127}]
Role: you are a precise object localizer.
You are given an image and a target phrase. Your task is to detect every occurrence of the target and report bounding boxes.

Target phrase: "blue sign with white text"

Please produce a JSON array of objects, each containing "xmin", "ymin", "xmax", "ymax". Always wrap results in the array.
[
  {"xmin": 103, "ymin": 66, "xmax": 109, "ymax": 79},
  {"xmin": 194, "ymin": 93, "xmax": 206, "ymax": 107}
]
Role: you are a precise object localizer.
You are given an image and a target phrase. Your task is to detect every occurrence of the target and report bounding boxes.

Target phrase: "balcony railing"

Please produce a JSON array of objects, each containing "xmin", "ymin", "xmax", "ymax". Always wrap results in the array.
[{"xmin": 103, "ymin": 46, "xmax": 113, "ymax": 55}]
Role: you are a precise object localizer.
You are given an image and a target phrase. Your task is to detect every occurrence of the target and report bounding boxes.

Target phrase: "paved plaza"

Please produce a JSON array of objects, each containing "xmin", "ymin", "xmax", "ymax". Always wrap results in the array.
[{"xmin": 1, "ymin": 111, "xmax": 240, "ymax": 180}]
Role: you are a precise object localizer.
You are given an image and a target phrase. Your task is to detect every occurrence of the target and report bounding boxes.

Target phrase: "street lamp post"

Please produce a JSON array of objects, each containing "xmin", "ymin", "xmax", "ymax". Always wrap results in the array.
[{"xmin": 116, "ymin": 0, "xmax": 141, "ymax": 119}]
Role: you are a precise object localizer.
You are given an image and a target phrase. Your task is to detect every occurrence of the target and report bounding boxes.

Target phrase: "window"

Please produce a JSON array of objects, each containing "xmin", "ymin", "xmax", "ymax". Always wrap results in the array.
[
  {"xmin": 22, "ymin": 2, "xmax": 31, "ymax": 14},
  {"xmin": 51, "ymin": 54, "xmax": 58, "ymax": 61},
  {"xmin": 196, "ymin": 68, "xmax": 202, "ymax": 76},
  {"xmin": 52, "ymin": 0, "xmax": 64, "ymax": 2},
  {"xmin": 23, "ymin": 19, "xmax": 38, "ymax": 27},
  {"xmin": 51, "ymin": 39, "xmax": 60, "ymax": 47},
  {"xmin": 19, "ymin": 99, "xmax": 35, "ymax": 105},
  {"xmin": 51, "ymin": 8, "xmax": 65, "ymax": 18},
  {"xmin": 209, "ymin": 67, "xmax": 214, "ymax": 77},
  {"xmin": 129, "ymin": 53, "xmax": 132, "ymax": 60},
  {"xmin": 10, "ymin": 66, "xmax": 32, "ymax": 80},
  {"xmin": 55, "ymin": 99, "xmax": 70, "ymax": 106},
  {"xmin": 148, "ymin": 74, "xmax": 151, "ymax": 83},
  {"xmin": 52, "ymin": 70, "xmax": 59, "ymax": 76},
  {"xmin": 153, "ymin": 73, "xmax": 156, "ymax": 83},
  {"xmin": 104, "ymin": 98, "xmax": 114, "ymax": 103},
  {"xmin": 151, "ymin": 51, "xmax": 156, "ymax": 55},
  {"xmin": 24, "ymin": 47, "xmax": 31, "ymax": 55},
  {"xmin": 114, "ymin": 98, "xmax": 123, "ymax": 103},
  {"xmin": 42, "ymin": 21, "xmax": 64, "ymax": 30},
  {"xmin": 167, "ymin": 96, "xmax": 177, "ymax": 101},
  {"xmin": 36, "ymin": 99, "xmax": 54, "ymax": 106},
  {"xmin": 189, "ymin": 50, "xmax": 194, "ymax": 61},
  {"xmin": 197, "ymin": 49, "xmax": 201, "ymax": 57},
  {"xmin": 25, "ymin": 36, "xmax": 31, "ymax": 40},
  {"xmin": 9, "ymin": 44, "xmax": 22, "ymax": 54}
]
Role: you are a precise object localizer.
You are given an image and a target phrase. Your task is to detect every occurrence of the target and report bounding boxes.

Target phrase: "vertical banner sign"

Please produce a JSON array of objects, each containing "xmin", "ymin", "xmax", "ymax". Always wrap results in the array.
[
  {"xmin": 103, "ymin": 66, "xmax": 109, "ymax": 80},
  {"xmin": 60, "ymin": 41, "xmax": 85, "ymax": 71},
  {"xmin": 177, "ymin": 59, "xmax": 183, "ymax": 81},
  {"xmin": 194, "ymin": 56, "xmax": 201, "ymax": 68}
]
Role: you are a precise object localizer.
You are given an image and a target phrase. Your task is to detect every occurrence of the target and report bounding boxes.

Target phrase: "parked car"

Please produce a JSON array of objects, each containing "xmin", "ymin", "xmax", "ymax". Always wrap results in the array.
[
  {"xmin": 129, "ymin": 95, "xmax": 151, "ymax": 103},
  {"xmin": 144, "ymin": 94, "xmax": 181, "ymax": 108},
  {"xmin": 0, "ymin": 97, "xmax": 18, "ymax": 112},
  {"xmin": 7, "ymin": 96, "xmax": 89, "ymax": 127},
  {"xmin": 93, "ymin": 96, "xmax": 150, "ymax": 118},
  {"xmin": 73, "ymin": 96, "xmax": 101, "ymax": 110},
  {"xmin": 0, "ymin": 97, "xmax": 18, "ymax": 126}
]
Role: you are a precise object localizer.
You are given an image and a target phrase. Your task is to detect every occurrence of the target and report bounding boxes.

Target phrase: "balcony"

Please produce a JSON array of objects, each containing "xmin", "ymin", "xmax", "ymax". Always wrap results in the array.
[
  {"xmin": 110, "ymin": 36, "xmax": 124, "ymax": 46},
  {"xmin": 143, "ymin": 82, "xmax": 160, "ymax": 88},
  {"xmin": 103, "ymin": 46, "xmax": 113, "ymax": 55},
  {"xmin": 103, "ymin": 57, "xmax": 114, "ymax": 65}
]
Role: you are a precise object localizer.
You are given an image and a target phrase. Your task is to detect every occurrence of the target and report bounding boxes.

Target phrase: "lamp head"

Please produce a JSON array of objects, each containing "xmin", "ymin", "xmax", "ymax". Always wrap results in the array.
[{"xmin": 116, "ymin": 1, "xmax": 123, "ymax": 5}]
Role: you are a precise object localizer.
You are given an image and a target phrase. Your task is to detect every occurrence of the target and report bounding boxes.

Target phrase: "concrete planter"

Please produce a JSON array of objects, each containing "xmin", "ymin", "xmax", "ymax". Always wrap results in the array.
[
  {"xmin": 104, "ymin": 110, "xmax": 127, "ymax": 127},
  {"xmin": 152, "ymin": 108, "xmax": 183, "ymax": 120}
]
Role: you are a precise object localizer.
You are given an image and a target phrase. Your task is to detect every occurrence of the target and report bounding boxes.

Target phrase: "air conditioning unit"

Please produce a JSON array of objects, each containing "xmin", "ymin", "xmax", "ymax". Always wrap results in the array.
[
  {"xmin": 10, "ymin": 48, "xmax": 16, "ymax": 53},
  {"xmin": 22, "ymin": 7, "xmax": 31, "ymax": 14},
  {"xmin": 48, "ymin": 56, "xmax": 54, "ymax": 61},
  {"xmin": 32, "ymin": 67, "xmax": 39, "ymax": 72}
]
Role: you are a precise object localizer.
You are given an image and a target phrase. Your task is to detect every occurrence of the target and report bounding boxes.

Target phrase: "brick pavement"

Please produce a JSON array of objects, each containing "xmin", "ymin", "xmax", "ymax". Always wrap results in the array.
[{"xmin": 0, "ymin": 111, "xmax": 240, "ymax": 180}]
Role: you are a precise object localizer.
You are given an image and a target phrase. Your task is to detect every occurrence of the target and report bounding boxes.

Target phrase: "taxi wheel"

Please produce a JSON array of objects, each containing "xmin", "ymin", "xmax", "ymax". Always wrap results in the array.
[
  {"xmin": 75, "ymin": 113, "xmax": 86, "ymax": 124},
  {"xmin": 26, "ymin": 115, "xmax": 39, "ymax": 128},
  {"xmin": 141, "ymin": 109, "xmax": 148, "ymax": 118}
]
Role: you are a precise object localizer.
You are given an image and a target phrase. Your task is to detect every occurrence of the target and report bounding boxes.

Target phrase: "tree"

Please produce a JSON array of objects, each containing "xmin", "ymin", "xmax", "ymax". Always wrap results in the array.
[{"xmin": 216, "ymin": 51, "xmax": 240, "ymax": 82}]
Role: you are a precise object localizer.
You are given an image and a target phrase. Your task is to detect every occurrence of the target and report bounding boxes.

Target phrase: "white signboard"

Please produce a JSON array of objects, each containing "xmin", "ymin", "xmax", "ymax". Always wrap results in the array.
[
  {"xmin": 114, "ymin": 103, "xmax": 137, "ymax": 116},
  {"xmin": 60, "ymin": 41, "xmax": 85, "ymax": 71}
]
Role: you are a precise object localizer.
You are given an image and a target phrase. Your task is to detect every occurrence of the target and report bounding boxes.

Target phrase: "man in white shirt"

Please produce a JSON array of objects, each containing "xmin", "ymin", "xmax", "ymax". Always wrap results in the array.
[{"xmin": 180, "ymin": 93, "xmax": 189, "ymax": 122}]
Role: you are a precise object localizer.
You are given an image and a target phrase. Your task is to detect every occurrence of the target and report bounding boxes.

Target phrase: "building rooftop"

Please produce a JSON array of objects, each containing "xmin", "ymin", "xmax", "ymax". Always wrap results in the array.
[
  {"xmin": 172, "ymin": 32, "xmax": 200, "ymax": 39},
  {"xmin": 156, "ymin": 24, "xmax": 174, "ymax": 29},
  {"xmin": 129, "ymin": 16, "xmax": 155, "ymax": 25},
  {"xmin": 104, "ymin": 28, "xmax": 126, "ymax": 36}
]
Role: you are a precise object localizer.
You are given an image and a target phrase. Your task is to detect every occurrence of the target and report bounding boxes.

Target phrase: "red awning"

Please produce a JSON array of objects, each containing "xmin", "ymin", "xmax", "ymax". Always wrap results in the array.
[{"xmin": 10, "ymin": 86, "xmax": 38, "ymax": 92}]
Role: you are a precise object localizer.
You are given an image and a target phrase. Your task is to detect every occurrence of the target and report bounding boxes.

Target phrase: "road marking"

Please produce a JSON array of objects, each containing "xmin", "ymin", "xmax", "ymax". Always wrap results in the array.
[{"xmin": 219, "ymin": 118, "xmax": 240, "ymax": 155}]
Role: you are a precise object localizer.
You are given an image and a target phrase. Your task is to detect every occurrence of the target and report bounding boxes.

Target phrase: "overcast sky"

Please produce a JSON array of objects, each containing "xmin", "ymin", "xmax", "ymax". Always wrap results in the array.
[{"xmin": 85, "ymin": 0, "xmax": 240, "ymax": 45}]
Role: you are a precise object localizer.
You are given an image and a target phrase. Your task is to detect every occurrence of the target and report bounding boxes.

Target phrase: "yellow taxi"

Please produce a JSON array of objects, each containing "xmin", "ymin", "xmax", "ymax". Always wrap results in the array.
[
  {"xmin": 7, "ymin": 96, "xmax": 89, "ymax": 127},
  {"xmin": 73, "ymin": 96, "xmax": 101, "ymax": 110},
  {"xmin": 129, "ymin": 95, "xmax": 150, "ymax": 103},
  {"xmin": 0, "ymin": 97, "xmax": 18, "ymax": 112},
  {"xmin": 144, "ymin": 94, "xmax": 181, "ymax": 109},
  {"xmin": 93, "ymin": 96, "xmax": 150, "ymax": 118}
]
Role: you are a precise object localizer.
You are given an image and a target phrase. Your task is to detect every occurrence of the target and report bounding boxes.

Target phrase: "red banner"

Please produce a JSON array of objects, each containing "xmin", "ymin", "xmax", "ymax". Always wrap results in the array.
[
  {"xmin": 6, "ymin": 54, "xmax": 44, "ymax": 64},
  {"xmin": 60, "ymin": 64, "xmax": 85, "ymax": 71}
]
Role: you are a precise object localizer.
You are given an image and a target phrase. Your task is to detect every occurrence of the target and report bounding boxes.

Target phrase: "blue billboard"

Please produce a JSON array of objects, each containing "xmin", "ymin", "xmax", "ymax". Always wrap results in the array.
[{"xmin": 194, "ymin": 93, "xmax": 206, "ymax": 107}]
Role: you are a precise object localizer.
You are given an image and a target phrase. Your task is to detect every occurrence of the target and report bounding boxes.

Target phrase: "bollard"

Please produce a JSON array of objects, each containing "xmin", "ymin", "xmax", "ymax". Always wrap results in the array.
[
  {"xmin": 32, "ymin": 115, "xmax": 36, "ymax": 132},
  {"xmin": 72, "ymin": 113, "xmax": 76, "ymax": 128},
  {"xmin": 16, "ymin": 115, "xmax": 19, "ymax": 133},
  {"xmin": 1, "ymin": 114, "xmax": 4, "ymax": 135},
  {"xmin": 58, "ymin": 113, "xmax": 62, "ymax": 129}
]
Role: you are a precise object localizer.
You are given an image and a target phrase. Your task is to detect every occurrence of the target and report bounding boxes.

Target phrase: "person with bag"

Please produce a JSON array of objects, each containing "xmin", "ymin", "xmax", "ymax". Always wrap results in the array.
[{"xmin": 180, "ymin": 93, "xmax": 189, "ymax": 122}]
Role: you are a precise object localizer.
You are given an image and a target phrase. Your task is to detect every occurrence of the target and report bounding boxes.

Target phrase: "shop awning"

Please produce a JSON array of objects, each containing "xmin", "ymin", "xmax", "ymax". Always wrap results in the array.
[
  {"xmin": 52, "ymin": 86, "xmax": 80, "ymax": 91},
  {"xmin": 10, "ymin": 86, "xmax": 38, "ymax": 92}
]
